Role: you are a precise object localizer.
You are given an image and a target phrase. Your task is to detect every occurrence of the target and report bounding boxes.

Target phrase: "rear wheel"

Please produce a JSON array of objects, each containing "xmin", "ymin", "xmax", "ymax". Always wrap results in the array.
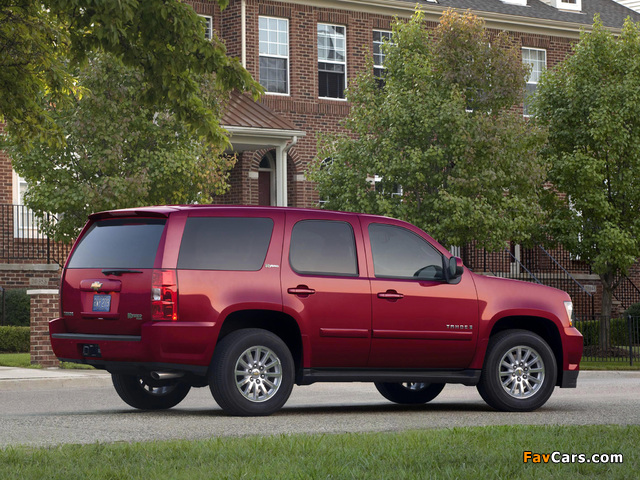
[
  {"xmin": 111, "ymin": 374, "xmax": 191, "ymax": 410},
  {"xmin": 477, "ymin": 330, "xmax": 557, "ymax": 412},
  {"xmin": 209, "ymin": 328, "xmax": 294, "ymax": 416},
  {"xmin": 375, "ymin": 382, "xmax": 445, "ymax": 404}
]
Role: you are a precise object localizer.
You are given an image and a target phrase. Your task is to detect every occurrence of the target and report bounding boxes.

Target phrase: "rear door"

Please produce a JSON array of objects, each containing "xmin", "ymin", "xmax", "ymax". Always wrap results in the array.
[
  {"xmin": 61, "ymin": 216, "xmax": 167, "ymax": 336},
  {"xmin": 281, "ymin": 212, "xmax": 371, "ymax": 368}
]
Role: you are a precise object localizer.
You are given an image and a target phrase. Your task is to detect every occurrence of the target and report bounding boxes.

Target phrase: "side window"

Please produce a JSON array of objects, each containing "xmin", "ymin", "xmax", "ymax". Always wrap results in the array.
[
  {"xmin": 289, "ymin": 220, "xmax": 358, "ymax": 276},
  {"xmin": 178, "ymin": 217, "xmax": 273, "ymax": 271},
  {"xmin": 369, "ymin": 223, "xmax": 444, "ymax": 280}
]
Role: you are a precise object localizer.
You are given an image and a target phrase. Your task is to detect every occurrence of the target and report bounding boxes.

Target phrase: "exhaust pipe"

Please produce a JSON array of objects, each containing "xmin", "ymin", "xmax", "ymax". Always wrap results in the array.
[{"xmin": 150, "ymin": 372, "xmax": 184, "ymax": 380}]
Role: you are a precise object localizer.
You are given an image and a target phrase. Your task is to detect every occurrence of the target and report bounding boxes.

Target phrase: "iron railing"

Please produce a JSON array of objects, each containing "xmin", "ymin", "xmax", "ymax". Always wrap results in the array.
[
  {"xmin": 461, "ymin": 243, "xmax": 595, "ymax": 318},
  {"xmin": 574, "ymin": 315, "xmax": 640, "ymax": 365},
  {"xmin": 0, "ymin": 204, "xmax": 72, "ymax": 266}
]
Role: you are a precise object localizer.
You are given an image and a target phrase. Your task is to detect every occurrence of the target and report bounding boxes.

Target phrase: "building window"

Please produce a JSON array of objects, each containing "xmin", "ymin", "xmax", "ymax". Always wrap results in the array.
[
  {"xmin": 373, "ymin": 30, "xmax": 393, "ymax": 79},
  {"xmin": 522, "ymin": 47, "xmax": 546, "ymax": 117},
  {"xmin": 552, "ymin": 0, "xmax": 581, "ymax": 12},
  {"xmin": 200, "ymin": 15, "xmax": 212, "ymax": 40},
  {"xmin": 259, "ymin": 16, "xmax": 289, "ymax": 95},
  {"xmin": 318, "ymin": 24, "xmax": 346, "ymax": 99}
]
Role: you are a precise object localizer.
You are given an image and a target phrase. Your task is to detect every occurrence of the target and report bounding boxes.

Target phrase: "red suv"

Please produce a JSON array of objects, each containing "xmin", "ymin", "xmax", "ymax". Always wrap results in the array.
[{"xmin": 50, "ymin": 206, "xmax": 583, "ymax": 415}]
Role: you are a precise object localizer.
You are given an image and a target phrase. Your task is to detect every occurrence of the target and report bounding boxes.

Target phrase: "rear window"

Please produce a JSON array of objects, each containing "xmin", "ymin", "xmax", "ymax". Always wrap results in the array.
[
  {"xmin": 67, "ymin": 218, "xmax": 166, "ymax": 269},
  {"xmin": 177, "ymin": 217, "xmax": 274, "ymax": 271}
]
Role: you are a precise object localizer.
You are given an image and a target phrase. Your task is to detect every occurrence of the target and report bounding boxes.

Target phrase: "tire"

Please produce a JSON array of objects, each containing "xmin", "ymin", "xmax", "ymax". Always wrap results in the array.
[
  {"xmin": 111, "ymin": 373, "xmax": 191, "ymax": 410},
  {"xmin": 375, "ymin": 382, "xmax": 445, "ymax": 404},
  {"xmin": 209, "ymin": 328, "xmax": 295, "ymax": 416},
  {"xmin": 477, "ymin": 329, "xmax": 557, "ymax": 412}
]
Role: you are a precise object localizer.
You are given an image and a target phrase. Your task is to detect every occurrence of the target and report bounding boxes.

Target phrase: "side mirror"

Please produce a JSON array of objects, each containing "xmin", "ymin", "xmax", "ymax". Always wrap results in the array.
[{"xmin": 447, "ymin": 256, "xmax": 464, "ymax": 283}]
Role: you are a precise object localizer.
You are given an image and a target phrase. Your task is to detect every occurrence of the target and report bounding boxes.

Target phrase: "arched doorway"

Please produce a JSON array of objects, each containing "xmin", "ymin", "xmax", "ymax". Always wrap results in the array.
[{"xmin": 258, "ymin": 152, "xmax": 276, "ymax": 206}]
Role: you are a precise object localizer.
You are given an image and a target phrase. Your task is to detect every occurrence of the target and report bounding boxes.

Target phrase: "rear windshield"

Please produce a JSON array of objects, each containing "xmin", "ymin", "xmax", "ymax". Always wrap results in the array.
[
  {"xmin": 67, "ymin": 218, "xmax": 166, "ymax": 269},
  {"xmin": 177, "ymin": 217, "xmax": 274, "ymax": 271}
]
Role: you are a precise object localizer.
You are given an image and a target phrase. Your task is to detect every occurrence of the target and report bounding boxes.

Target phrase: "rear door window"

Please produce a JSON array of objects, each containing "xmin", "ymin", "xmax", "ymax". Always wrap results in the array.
[
  {"xmin": 289, "ymin": 220, "xmax": 358, "ymax": 276},
  {"xmin": 178, "ymin": 217, "xmax": 274, "ymax": 271},
  {"xmin": 67, "ymin": 218, "xmax": 166, "ymax": 269}
]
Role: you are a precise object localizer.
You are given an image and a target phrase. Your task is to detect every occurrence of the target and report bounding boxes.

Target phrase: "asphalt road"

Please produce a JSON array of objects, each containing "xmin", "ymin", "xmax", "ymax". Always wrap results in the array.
[{"xmin": 0, "ymin": 371, "xmax": 638, "ymax": 447}]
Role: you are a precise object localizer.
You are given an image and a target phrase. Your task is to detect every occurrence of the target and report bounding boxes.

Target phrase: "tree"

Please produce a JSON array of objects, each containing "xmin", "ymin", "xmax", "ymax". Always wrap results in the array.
[
  {"xmin": 0, "ymin": 0, "xmax": 260, "ymax": 150},
  {"xmin": 7, "ymin": 54, "xmax": 235, "ymax": 240},
  {"xmin": 310, "ymin": 9, "xmax": 547, "ymax": 250},
  {"xmin": 534, "ymin": 16, "xmax": 640, "ymax": 331}
]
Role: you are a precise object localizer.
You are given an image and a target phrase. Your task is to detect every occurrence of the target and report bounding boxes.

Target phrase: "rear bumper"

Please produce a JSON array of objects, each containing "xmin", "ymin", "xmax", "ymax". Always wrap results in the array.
[{"xmin": 49, "ymin": 317, "xmax": 217, "ymax": 368}]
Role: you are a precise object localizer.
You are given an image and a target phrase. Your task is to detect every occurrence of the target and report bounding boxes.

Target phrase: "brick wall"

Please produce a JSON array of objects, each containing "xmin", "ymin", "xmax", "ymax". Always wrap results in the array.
[
  {"xmin": 208, "ymin": 0, "xmax": 579, "ymax": 209},
  {"xmin": 0, "ymin": 123, "xmax": 12, "ymax": 204},
  {"xmin": 0, "ymin": 264, "xmax": 61, "ymax": 289},
  {"xmin": 29, "ymin": 290, "xmax": 59, "ymax": 368}
]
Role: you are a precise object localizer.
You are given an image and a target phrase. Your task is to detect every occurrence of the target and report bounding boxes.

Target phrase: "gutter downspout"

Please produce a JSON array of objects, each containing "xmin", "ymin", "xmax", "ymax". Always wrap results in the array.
[{"xmin": 241, "ymin": 0, "xmax": 247, "ymax": 68}]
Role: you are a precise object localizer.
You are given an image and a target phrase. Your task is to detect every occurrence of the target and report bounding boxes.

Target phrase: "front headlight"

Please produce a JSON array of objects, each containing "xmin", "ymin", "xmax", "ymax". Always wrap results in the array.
[{"xmin": 564, "ymin": 301, "xmax": 574, "ymax": 327}]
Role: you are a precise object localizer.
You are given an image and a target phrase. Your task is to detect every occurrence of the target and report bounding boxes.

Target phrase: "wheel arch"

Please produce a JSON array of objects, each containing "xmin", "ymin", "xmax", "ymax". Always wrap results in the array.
[
  {"xmin": 216, "ymin": 309, "xmax": 303, "ymax": 382},
  {"xmin": 482, "ymin": 316, "xmax": 564, "ymax": 386}
]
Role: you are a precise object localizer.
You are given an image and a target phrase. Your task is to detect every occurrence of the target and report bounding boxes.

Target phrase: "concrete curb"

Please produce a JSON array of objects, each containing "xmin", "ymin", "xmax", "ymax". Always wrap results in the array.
[{"xmin": 0, "ymin": 367, "xmax": 112, "ymax": 391}]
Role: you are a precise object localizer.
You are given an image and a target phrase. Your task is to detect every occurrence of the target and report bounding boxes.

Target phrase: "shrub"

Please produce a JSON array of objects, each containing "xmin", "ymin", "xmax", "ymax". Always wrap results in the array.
[
  {"xmin": 2, "ymin": 289, "xmax": 31, "ymax": 326},
  {"xmin": 574, "ymin": 317, "xmax": 631, "ymax": 347},
  {"xmin": 623, "ymin": 302, "xmax": 640, "ymax": 319},
  {"xmin": 0, "ymin": 326, "xmax": 30, "ymax": 353}
]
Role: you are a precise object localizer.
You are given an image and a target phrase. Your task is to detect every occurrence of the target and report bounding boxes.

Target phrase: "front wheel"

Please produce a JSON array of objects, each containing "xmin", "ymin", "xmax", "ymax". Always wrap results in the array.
[
  {"xmin": 477, "ymin": 330, "xmax": 557, "ymax": 412},
  {"xmin": 111, "ymin": 374, "xmax": 191, "ymax": 410},
  {"xmin": 209, "ymin": 328, "xmax": 294, "ymax": 416},
  {"xmin": 375, "ymin": 382, "xmax": 445, "ymax": 404}
]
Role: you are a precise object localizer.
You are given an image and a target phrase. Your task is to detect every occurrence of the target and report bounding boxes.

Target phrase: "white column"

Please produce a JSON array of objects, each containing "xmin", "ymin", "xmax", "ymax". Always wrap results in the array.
[{"xmin": 275, "ymin": 143, "xmax": 287, "ymax": 206}]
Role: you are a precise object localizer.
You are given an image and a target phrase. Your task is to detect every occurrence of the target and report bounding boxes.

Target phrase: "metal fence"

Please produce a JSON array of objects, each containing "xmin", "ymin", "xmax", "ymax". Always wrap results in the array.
[
  {"xmin": 574, "ymin": 315, "xmax": 640, "ymax": 365},
  {"xmin": 0, "ymin": 204, "xmax": 72, "ymax": 265}
]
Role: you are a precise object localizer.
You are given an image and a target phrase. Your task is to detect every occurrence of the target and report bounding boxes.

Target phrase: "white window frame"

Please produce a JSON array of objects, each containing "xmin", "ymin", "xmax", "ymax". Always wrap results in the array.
[
  {"xmin": 373, "ymin": 30, "xmax": 393, "ymax": 78},
  {"xmin": 552, "ymin": 0, "xmax": 581, "ymax": 12},
  {"xmin": 318, "ymin": 23, "xmax": 347, "ymax": 100},
  {"xmin": 522, "ymin": 47, "xmax": 546, "ymax": 117},
  {"xmin": 200, "ymin": 15, "xmax": 213, "ymax": 40},
  {"xmin": 11, "ymin": 170, "xmax": 42, "ymax": 239},
  {"xmin": 368, "ymin": 174, "xmax": 403, "ymax": 197},
  {"xmin": 259, "ymin": 16, "xmax": 290, "ymax": 96}
]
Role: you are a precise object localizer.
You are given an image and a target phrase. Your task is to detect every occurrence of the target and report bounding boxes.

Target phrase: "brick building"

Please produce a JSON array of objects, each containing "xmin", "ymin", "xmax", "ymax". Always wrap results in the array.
[{"xmin": 2, "ymin": 0, "xmax": 640, "ymax": 317}]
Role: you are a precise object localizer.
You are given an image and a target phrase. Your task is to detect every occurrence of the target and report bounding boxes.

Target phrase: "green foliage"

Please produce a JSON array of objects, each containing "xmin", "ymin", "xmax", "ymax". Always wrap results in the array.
[
  {"xmin": 624, "ymin": 303, "xmax": 640, "ymax": 319},
  {"xmin": 533, "ymin": 16, "xmax": 640, "ymax": 315},
  {"xmin": 575, "ymin": 317, "xmax": 633, "ymax": 347},
  {"xmin": 310, "ymin": 9, "xmax": 547, "ymax": 250},
  {"xmin": 7, "ymin": 54, "xmax": 236, "ymax": 240},
  {"xmin": 0, "ymin": 326, "xmax": 30, "ymax": 353},
  {"xmin": 1, "ymin": 0, "xmax": 261, "ymax": 151},
  {"xmin": 2, "ymin": 289, "xmax": 30, "ymax": 327}
]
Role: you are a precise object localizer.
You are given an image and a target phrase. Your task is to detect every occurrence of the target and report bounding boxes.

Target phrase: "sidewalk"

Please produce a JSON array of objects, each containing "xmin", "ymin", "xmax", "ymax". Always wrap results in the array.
[{"xmin": 0, "ymin": 366, "xmax": 112, "ymax": 391}]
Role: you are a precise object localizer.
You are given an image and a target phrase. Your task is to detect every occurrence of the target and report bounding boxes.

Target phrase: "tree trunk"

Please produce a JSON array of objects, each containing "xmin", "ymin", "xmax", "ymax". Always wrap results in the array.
[{"xmin": 599, "ymin": 272, "xmax": 614, "ymax": 352}]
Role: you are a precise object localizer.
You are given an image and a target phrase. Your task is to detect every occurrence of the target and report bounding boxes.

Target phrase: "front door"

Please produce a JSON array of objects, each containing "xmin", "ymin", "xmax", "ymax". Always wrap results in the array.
[{"xmin": 361, "ymin": 219, "xmax": 479, "ymax": 369}]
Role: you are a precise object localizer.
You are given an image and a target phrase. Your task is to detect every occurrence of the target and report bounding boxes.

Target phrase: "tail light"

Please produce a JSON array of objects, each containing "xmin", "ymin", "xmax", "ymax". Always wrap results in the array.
[{"xmin": 151, "ymin": 269, "xmax": 178, "ymax": 321}]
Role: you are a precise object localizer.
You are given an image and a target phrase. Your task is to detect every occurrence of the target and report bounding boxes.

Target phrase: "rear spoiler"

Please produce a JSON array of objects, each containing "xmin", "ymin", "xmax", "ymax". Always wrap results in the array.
[{"xmin": 89, "ymin": 206, "xmax": 179, "ymax": 221}]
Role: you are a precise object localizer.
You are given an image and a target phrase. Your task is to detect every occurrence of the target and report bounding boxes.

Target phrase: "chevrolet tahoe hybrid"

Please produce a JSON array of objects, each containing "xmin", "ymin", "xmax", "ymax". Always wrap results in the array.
[{"xmin": 50, "ymin": 206, "xmax": 583, "ymax": 416}]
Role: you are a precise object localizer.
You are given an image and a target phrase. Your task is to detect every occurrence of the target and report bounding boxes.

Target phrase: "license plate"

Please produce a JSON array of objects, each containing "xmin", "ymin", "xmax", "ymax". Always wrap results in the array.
[{"xmin": 92, "ymin": 294, "xmax": 111, "ymax": 312}]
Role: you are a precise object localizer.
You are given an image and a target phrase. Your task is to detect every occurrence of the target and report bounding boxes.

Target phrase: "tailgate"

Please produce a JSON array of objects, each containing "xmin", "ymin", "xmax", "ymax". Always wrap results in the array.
[{"xmin": 61, "ymin": 217, "xmax": 166, "ymax": 336}]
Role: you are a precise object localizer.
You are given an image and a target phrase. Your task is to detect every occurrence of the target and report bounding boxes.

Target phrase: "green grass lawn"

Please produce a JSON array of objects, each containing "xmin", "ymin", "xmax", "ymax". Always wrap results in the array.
[
  {"xmin": 0, "ymin": 425, "xmax": 636, "ymax": 480},
  {"xmin": 0, "ymin": 353, "xmax": 38, "ymax": 368}
]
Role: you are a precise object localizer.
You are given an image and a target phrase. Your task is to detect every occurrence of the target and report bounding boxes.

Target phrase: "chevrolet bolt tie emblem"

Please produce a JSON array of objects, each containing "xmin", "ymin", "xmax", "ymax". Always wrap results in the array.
[{"xmin": 91, "ymin": 281, "xmax": 103, "ymax": 291}]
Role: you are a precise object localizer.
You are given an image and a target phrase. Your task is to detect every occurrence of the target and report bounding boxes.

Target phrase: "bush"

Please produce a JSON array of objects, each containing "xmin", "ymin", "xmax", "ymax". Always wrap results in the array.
[
  {"xmin": 624, "ymin": 302, "xmax": 640, "ymax": 319},
  {"xmin": 574, "ymin": 317, "xmax": 631, "ymax": 347},
  {"xmin": 0, "ymin": 326, "xmax": 30, "ymax": 353},
  {"xmin": 2, "ymin": 289, "xmax": 30, "ymax": 326}
]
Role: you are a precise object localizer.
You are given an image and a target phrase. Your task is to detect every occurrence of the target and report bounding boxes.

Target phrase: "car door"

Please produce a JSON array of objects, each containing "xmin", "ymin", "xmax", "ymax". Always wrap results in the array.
[
  {"xmin": 362, "ymin": 218, "xmax": 479, "ymax": 369},
  {"xmin": 281, "ymin": 211, "xmax": 371, "ymax": 368}
]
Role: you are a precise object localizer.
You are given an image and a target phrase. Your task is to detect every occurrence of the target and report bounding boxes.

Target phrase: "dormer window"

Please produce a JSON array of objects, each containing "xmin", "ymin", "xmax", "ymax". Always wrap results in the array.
[
  {"xmin": 501, "ymin": 0, "xmax": 528, "ymax": 6},
  {"xmin": 552, "ymin": 0, "xmax": 581, "ymax": 12}
]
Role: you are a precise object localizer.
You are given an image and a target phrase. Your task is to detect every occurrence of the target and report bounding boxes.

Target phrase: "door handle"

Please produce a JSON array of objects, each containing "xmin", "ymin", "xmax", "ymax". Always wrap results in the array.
[
  {"xmin": 287, "ymin": 285, "xmax": 316, "ymax": 296},
  {"xmin": 377, "ymin": 290, "xmax": 404, "ymax": 300}
]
